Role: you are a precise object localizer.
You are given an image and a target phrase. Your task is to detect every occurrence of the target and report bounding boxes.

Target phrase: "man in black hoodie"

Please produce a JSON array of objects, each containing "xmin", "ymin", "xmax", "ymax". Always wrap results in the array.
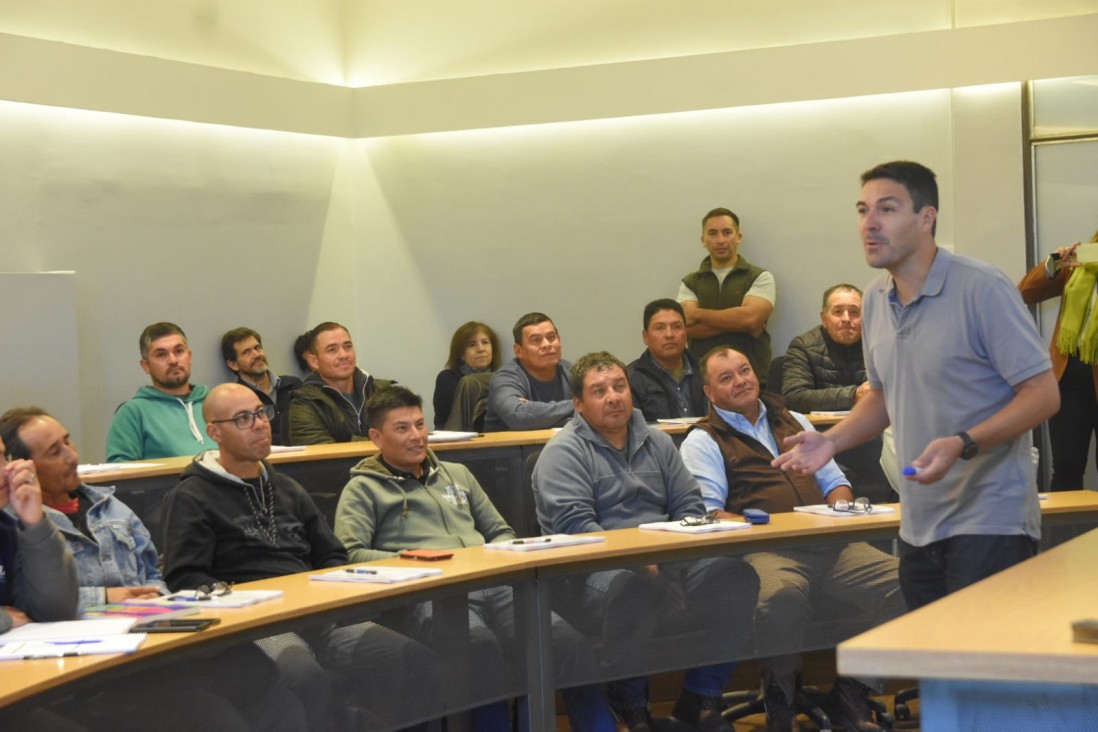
[{"xmin": 164, "ymin": 383, "xmax": 440, "ymax": 730}]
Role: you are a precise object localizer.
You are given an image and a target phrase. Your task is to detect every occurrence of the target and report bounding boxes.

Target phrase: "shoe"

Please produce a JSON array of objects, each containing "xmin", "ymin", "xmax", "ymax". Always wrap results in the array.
[
  {"xmin": 763, "ymin": 683, "xmax": 796, "ymax": 732},
  {"xmin": 615, "ymin": 705, "xmax": 653, "ymax": 732},
  {"xmin": 670, "ymin": 689, "xmax": 732, "ymax": 732},
  {"xmin": 827, "ymin": 676, "xmax": 883, "ymax": 732}
]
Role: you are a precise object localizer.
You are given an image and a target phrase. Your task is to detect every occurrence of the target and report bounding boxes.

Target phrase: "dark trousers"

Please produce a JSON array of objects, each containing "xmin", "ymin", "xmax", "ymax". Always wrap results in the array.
[
  {"xmin": 1049, "ymin": 354, "xmax": 1098, "ymax": 491},
  {"xmin": 898, "ymin": 534, "xmax": 1038, "ymax": 611}
]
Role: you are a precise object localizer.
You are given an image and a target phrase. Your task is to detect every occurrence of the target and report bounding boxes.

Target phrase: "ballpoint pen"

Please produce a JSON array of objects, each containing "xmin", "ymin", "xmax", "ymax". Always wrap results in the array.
[
  {"xmin": 344, "ymin": 568, "xmax": 378, "ymax": 575},
  {"xmin": 511, "ymin": 537, "xmax": 552, "ymax": 545}
]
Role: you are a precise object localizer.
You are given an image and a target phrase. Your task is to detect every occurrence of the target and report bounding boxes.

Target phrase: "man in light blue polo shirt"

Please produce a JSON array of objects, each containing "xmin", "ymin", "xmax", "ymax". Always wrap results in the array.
[{"xmin": 774, "ymin": 160, "xmax": 1059, "ymax": 612}]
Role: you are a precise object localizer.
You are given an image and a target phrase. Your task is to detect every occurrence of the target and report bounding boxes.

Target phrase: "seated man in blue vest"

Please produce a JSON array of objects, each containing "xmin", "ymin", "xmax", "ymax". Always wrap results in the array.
[
  {"xmin": 678, "ymin": 208, "xmax": 775, "ymax": 387},
  {"xmin": 534, "ymin": 351, "xmax": 760, "ymax": 732},
  {"xmin": 483, "ymin": 312, "xmax": 574, "ymax": 431},
  {"xmin": 680, "ymin": 347, "xmax": 902, "ymax": 732},
  {"xmin": 628, "ymin": 298, "xmax": 707, "ymax": 421}
]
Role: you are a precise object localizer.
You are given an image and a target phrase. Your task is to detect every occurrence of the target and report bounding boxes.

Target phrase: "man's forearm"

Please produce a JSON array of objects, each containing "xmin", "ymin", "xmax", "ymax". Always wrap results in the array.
[
  {"xmin": 820, "ymin": 388, "xmax": 891, "ymax": 454},
  {"xmin": 693, "ymin": 305, "xmax": 766, "ymax": 335}
]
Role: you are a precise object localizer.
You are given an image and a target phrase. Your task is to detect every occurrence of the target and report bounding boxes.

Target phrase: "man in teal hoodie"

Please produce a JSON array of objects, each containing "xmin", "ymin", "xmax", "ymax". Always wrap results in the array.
[{"xmin": 106, "ymin": 322, "xmax": 211, "ymax": 462}]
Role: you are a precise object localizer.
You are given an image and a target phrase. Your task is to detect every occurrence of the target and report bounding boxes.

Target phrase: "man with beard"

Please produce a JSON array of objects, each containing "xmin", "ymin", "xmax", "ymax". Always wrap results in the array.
[
  {"xmin": 221, "ymin": 327, "xmax": 301, "ymax": 445},
  {"xmin": 107, "ymin": 322, "xmax": 212, "ymax": 462}
]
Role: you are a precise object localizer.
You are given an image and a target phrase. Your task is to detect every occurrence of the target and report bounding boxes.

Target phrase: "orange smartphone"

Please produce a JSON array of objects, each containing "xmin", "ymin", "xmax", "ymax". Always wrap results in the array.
[{"xmin": 399, "ymin": 549, "xmax": 455, "ymax": 561}]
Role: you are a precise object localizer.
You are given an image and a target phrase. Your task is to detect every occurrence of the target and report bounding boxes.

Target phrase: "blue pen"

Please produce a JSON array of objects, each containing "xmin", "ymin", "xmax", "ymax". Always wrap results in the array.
[
  {"xmin": 902, "ymin": 466, "xmax": 922, "ymax": 477},
  {"xmin": 45, "ymin": 639, "xmax": 102, "ymax": 646},
  {"xmin": 344, "ymin": 568, "xmax": 378, "ymax": 575}
]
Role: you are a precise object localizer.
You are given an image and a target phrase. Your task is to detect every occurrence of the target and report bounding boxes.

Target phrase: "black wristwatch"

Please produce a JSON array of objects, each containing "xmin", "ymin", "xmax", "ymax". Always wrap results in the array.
[{"xmin": 955, "ymin": 431, "xmax": 978, "ymax": 460}]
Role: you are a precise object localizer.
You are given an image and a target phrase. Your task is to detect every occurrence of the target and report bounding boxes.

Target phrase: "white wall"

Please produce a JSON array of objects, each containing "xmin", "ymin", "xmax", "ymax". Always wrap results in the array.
[
  {"xmin": 0, "ymin": 3, "xmax": 1087, "ymax": 461},
  {"xmin": 0, "ymin": 100, "xmax": 345, "ymax": 459}
]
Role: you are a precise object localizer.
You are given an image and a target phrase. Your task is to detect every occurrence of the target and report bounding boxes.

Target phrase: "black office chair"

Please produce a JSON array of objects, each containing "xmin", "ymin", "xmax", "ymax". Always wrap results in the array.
[
  {"xmin": 720, "ymin": 589, "xmax": 895, "ymax": 730},
  {"xmin": 766, "ymin": 354, "xmax": 786, "ymax": 396},
  {"xmin": 443, "ymin": 372, "xmax": 493, "ymax": 432}
]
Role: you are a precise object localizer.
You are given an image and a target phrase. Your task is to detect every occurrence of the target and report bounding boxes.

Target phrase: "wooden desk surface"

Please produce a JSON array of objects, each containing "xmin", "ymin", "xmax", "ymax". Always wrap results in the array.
[
  {"xmin": 839, "ymin": 525, "xmax": 1098, "ymax": 686},
  {"xmin": 7, "ymin": 491, "xmax": 1097, "ymax": 709},
  {"xmin": 80, "ymin": 419, "xmax": 850, "ymax": 486}
]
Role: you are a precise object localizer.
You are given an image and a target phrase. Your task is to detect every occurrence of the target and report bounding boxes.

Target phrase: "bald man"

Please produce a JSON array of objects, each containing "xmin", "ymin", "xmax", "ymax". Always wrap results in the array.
[{"xmin": 163, "ymin": 383, "xmax": 442, "ymax": 729}]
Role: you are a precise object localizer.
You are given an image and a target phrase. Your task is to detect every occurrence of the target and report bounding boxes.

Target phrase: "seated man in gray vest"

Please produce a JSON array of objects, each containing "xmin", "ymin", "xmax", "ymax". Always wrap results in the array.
[
  {"xmin": 483, "ymin": 312, "xmax": 574, "ymax": 431},
  {"xmin": 680, "ymin": 347, "xmax": 902, "ymax": 732},
  {"xmin": 781, "ymin": 284, "xmax": 892, "ymax": 503},
  {"xmin": 627, "ymin": 299, "xmax": 707, "ymax": 421},
  {"xmin": 678, "ymin": 208, "xmax": 775, "ymax": 387}
]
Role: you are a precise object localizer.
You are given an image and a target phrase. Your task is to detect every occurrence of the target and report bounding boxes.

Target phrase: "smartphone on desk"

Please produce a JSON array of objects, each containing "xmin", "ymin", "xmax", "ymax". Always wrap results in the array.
[
  {"xmin": 134, "ymin": 618, "xmax": 221, "ymax": 633},
  {"xmin": 399, "ymin": 549, "xmax": 454, "ymax": 561}
]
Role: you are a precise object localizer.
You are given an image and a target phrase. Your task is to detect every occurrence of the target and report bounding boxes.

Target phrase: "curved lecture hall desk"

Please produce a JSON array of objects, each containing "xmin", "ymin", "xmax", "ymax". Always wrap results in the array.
[
  {"xmin": 78, "ymin": 418, "xmax": 844, "ymax": 544},
  {"xmin": 840, "ymin": 523, "xmax": 1098, "ymax": 732},
  {"xmin": 4, "ymin": 490, "xmax": 1098, "ymax": 730}
]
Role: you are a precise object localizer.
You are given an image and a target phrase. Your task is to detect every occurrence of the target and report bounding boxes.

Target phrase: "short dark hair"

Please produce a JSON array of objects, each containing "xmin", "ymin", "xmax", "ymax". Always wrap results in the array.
[
  {"xmin": 642, "ymin": 299, "xmax": 685, "ymax": 330},
  {"xmin": 702, "ymin": 207, "xmax": 740, "ymax": 230},
  {"xmin": 305, "ymin": 322, "xmax": 350, "ymax": 353},
  {"xmin": 445, "ymin": 321, "xmax": 502, "ymax": 371},
  {"xmin": 698, "ymin": 346, "xmax": 750, "ymax": 385},
  {"xmin": 569, "ymin": 351, "xmax": 627, "ymax": 398},
  {"xmin": 820, "ymin": 284, "xmax": 863, "ymax": 312},
  {"xmin": 512, "ymin": 312, "xmax": 555, "ymax": 345},
  {"xmin": 293, "ymin": 332, "xmax": 313, "ymax": 373},
  {"xmin": 860, "ymin": 161, "xmax": 938, "ymax": 234},
  {"xmin": 0, "ymin": 407, "xmax": 50, "ymax": 460},
  {"xmin": 220, "ymin": 327, "xmax": 262, "ymax": 364},
  {"xmin": 140, "ymin": 322, "xmax": 186, "ymax": 359},
  {"xmin": 366, "ymin": 385, "xmax": 423, "ymax": 431}
]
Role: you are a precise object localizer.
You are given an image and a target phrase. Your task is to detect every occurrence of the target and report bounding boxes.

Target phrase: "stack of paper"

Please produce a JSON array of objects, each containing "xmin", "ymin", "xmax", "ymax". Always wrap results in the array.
[
  {"xmin": 310, "ymin": 567, "xmax": 444, "ymax": 584},
  {"xmin": 83, "ymin": 602, "xmax": 199, "ymax": 622},
  {"xmin": 427, "ymin": 431, "xmax": 479, "ymax": 443},
  {"xmin": 638, "ymin": 520, "xmax": 750, "ymax": 534},
  {"xmin": 0, "ymin": 618, "xmax": 146, "ymax": 660},
  {"xmin": 129, "ymin": 589, "xmax": 284, "ymax": 608},
  {"xmin": 793, "ymin": 505, "xmax": 896, "ymax": 517},
  {"xmin": 484, "ymin": 534, "xmax": 606, "ymax": 551}
]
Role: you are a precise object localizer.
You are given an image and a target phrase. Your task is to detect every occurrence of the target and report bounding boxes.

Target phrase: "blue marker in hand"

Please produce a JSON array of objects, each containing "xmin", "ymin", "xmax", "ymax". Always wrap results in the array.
[{"xmin": 902, "ymin": 465, "xmax": 922, "ymax": 477}]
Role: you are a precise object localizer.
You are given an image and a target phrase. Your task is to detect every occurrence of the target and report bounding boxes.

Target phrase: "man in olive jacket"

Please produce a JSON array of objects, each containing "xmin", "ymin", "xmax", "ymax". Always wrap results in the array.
[{"xmin": 288, "ymin": 322, "xmax": 394, "ymax": 444}]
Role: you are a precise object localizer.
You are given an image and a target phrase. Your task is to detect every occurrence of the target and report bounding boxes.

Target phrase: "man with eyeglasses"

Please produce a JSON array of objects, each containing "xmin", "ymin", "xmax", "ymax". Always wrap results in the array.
[
  {"xmin": 680, "ymin": 347, "xmax": 901, "ymax": 732},
  {"xmin": 220, "ymin": 327, "xmax": 302, "ymax": 446},
  {"xmin": 107, "ymin": 321, "xmax": 212, "ymax": 462},
  {"xmin": 534, "ymin": 351, "xmax": 759, "ymax": 732},
  {"xmin": 163, "ymin": 383, "xmax": 442, "ymax": 730}
]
